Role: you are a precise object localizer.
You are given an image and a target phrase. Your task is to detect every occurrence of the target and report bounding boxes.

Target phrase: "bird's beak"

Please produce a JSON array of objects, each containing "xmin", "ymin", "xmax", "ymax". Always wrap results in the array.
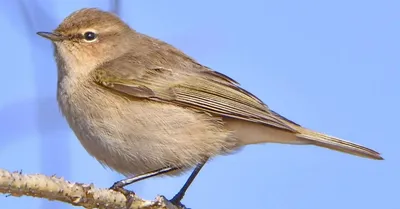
[{"xmin": 36, "ymin": 31, "xmax": 65, "ymax": 42}]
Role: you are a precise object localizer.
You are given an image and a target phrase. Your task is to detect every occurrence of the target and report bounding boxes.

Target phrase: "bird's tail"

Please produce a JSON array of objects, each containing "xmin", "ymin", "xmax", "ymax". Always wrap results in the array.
[{"xmin": 295, "ymin": 127, "xmax": 383, "ymax": 160}]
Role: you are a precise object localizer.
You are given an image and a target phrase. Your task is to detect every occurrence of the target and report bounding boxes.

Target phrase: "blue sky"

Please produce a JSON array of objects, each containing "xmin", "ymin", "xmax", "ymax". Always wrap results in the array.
[{"xmin": 0, "ymin": 1, "xmax": 398, "ymax": 209}]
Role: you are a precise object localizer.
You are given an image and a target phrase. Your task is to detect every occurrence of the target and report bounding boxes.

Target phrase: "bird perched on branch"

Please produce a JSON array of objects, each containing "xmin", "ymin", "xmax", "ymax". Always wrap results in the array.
[{"xmin": 37, "ymin": 8, "xmax": 383, "ymax": 207}]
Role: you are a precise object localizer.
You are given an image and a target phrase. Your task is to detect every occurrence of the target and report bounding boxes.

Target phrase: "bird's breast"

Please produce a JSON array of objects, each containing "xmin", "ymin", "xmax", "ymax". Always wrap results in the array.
[{"xmin": 56, "ymin": 78, "xmax": 237, "ymax": 176}]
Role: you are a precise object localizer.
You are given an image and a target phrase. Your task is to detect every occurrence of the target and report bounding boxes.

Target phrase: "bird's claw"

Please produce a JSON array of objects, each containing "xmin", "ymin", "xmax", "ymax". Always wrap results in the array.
[
  {"xmin": 109, "ymin": 184, "xmax": 136, "ymax": 209},
  {"xmin": 169, "ymin": 197, "xmax": 188, "ymax": 209}
]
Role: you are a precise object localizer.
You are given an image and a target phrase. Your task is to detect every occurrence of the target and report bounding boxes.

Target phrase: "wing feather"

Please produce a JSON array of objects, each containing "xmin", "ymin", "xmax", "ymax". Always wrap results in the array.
[{"xmin": 92, "ymin": 62, "xmax": 297, "ymax": 133}]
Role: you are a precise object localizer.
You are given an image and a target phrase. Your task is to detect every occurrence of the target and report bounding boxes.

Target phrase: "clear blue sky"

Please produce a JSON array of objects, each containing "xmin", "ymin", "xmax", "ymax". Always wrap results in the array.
[{"xmin": 0, "ymin": 1, "xmax": 398, "ymax": 209}]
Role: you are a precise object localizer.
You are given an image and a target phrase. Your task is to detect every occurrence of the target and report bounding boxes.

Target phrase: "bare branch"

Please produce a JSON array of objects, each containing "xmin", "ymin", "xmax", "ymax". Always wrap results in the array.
[
  {"xmin": 0, "ymin": 168, "xmax": 180, "ymax": 209},
  {"xmin": 110, "ymin": 0, "xmax": 121, "ymax": 15}
]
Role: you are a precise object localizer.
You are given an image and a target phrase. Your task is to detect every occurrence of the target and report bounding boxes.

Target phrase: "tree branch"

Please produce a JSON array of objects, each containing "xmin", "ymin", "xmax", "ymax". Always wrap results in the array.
[{"xmin": 0, "ymin": 168, "xmax": 180, "ymax": 209}]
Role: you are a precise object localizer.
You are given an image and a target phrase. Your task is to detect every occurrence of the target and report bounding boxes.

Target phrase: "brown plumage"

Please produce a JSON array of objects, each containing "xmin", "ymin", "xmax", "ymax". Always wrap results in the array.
[{"xmin": 36, "ymin": 7, "xmax": 383, "ymax": 205}]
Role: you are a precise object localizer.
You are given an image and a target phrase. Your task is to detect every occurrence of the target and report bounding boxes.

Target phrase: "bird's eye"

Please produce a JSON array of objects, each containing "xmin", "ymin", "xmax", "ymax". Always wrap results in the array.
[{"xmin": 83, "ymin": 31, "xmax": 97, "ymax": 42}]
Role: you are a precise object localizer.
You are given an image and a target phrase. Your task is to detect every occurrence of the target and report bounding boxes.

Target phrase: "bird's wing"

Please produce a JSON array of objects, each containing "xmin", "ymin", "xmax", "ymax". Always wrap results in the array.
[
  {"xmin": 91, "ymin": 55, "xmax": 384, "ymax": 160},
  {"xmin": 91, "ymin": 57, "xmax": 298, "ymax": 133}
]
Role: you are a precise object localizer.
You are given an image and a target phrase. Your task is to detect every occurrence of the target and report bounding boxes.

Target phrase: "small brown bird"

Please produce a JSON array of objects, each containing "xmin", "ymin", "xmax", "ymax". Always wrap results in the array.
[{"xmin": 37, "ymin": 8, "xmax": 383, "ymax": 206}]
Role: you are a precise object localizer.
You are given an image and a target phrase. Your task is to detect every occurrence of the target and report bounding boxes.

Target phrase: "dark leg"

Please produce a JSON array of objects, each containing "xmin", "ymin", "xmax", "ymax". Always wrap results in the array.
[
  {"xmin": 110, "ymin": 167, "xmax": 180, "ymax": 208},
  {"xmin": 110, "ymin": 166, "xmax": 179, "ymax": 190},
  {"xmin": 170, "ymin": 160, "xmax": 208, "ymax": 206}
]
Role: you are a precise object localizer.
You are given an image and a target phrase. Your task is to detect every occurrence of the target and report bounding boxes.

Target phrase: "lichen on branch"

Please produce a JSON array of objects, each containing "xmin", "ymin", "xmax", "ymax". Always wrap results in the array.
[{"xmin": 0, "ymin": 168, "xmax": 180, "ymax": 209}]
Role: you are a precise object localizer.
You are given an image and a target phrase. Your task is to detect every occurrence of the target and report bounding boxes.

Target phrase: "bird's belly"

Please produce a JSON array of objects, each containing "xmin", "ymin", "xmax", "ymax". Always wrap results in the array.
[{"xmin": 59, "ymin": 89, "xmax": 237, "ymax": 176}]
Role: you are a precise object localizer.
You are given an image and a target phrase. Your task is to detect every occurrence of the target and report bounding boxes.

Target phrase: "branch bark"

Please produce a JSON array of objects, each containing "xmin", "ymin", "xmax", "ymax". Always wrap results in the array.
[{"xmin": 0, "ymin": 168, "xmax": 180, "ymax": 209}]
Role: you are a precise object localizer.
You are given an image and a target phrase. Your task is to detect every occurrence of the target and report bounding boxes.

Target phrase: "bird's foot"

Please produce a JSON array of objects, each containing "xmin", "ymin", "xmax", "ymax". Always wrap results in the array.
[
  {"xmin": 109, "ymin": 183, "xmax": 136, "ymax": 208},
  {"xmin": 169, "ymin": 193, "xmax": 188, "ymax": 209}
]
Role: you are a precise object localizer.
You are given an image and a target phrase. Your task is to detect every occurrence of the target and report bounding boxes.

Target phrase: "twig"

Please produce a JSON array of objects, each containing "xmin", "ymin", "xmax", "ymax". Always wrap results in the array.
[
  {"xmin": 111, "ymin": 0, "xmax": 121, "ymax": 15},
  {"xmin": 0, "ymin": 168, "xmax": 179, "ymax": 209}
]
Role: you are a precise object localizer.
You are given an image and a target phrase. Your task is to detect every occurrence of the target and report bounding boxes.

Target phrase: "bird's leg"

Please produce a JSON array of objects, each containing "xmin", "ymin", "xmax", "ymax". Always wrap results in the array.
[
  {"xmin": 170, "ymin": 160, "xmax": 208, "ymax": 207},
  {"xmin": 110, "ymin": 166, "xmax": 179, "ymax": 190},
  {"xmin": 110, "ymin": 166, "xmax": 179, "ymax": 208}
]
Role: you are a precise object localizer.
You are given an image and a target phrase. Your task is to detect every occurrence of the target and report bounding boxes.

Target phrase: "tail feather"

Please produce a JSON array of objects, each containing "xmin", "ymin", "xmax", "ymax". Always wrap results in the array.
[{"xmin": 296, "ymin": 128, "xmax": 383, "ymax": 160}]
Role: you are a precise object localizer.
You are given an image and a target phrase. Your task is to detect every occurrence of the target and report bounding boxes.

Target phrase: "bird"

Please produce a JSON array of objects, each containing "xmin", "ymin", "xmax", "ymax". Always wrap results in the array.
[{"xmin": 36, "ymin": 8, "xmax": 383, "ymax": 207}]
